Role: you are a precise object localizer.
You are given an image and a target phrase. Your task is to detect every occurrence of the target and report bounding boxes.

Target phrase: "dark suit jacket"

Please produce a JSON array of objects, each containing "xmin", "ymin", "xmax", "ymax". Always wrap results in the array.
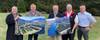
[{"xmin": 48, "ymin": 12, "xmax": 64, "ymax": 19}]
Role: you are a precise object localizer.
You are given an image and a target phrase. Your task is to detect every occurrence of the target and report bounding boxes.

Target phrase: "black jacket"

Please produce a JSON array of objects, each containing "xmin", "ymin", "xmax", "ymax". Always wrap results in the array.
[
  {"xmin": 48, "ymin": 12, "xmax": 64, "ymax": 19},
  {"xmin": 6, "ymin": 14, "xmax": 21, "ymax": 40},
  {"xmin": 6, "ymin": 14, "xmax": 15, "ymax": 40},
  {"xmin": 64, "ymin": 12, "xmax": 77, "ymax": 29}
]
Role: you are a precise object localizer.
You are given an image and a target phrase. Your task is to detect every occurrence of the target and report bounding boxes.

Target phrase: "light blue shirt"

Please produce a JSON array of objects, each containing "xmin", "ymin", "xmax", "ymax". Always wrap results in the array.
[{"xmin": 77, "ymin": 11, "xmax": 96, "ymax": 27}]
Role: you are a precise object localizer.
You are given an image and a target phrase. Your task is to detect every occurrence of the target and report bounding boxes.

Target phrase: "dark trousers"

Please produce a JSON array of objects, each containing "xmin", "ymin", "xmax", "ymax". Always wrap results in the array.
[
  {"xmin": 62, "ymin": 30, "xmax": 76, "ymax": 40},
  {"xmin": 77, "ymin": 26, "xmax": 89, "ymax": 40},
  {"xmin": 28, "ymin": 34, "xmax": 38, "ymax": 40},
  {"xmin": 6, "ymin": 30, "xmax": 15, "ymax": 40},
  {"xmin": 15, "ymin": 35, "xmax": 23, "ymax": 40},
  {"xmin": 6, "ymin": 32, "xmax": 15, "ymax": 40}
]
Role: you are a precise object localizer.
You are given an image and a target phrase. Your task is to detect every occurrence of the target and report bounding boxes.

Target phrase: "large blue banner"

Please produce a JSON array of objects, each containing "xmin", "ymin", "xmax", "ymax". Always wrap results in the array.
[
  {"xmin": 16, "ymin": 16, "xmax": 46, "ymax": 35},
  {"xmin": 48, "ymin": 17, "xmax": 71, "ymax": 36}
]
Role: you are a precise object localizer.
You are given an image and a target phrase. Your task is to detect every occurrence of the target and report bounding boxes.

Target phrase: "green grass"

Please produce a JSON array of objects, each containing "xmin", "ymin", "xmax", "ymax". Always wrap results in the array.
[{"xmin": 0, "ymin": 13, "xmax": 100, "ymax": 40}]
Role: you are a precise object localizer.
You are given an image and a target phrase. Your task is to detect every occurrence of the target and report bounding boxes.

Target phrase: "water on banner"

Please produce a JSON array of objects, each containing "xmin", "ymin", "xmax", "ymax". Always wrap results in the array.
[
  {"xmin": 15, "ymin": 16, "xmax": 46, "ymax": 35},
  {"xmin": 56, "ymin": 17, "xmax": 71, "ymax": 35}
]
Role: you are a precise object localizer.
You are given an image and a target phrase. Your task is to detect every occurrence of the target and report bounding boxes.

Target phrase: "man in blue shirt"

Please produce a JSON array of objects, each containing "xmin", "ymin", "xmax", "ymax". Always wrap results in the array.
[{"xmin": 77, "ymin": 4, "xmax": 96, "ymax": 40}]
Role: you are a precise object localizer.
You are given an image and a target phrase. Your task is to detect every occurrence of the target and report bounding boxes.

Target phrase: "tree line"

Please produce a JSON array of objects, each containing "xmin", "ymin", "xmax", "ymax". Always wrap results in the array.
[{"xmin": 0, "ymin": 0, "xmax": 100, "ymax": 16}]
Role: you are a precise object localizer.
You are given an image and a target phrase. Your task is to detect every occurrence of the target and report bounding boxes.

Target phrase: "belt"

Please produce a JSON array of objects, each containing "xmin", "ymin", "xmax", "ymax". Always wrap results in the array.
[{"xmin": 78, "ymin": 25, "xmax": 87, "ymax": 28}]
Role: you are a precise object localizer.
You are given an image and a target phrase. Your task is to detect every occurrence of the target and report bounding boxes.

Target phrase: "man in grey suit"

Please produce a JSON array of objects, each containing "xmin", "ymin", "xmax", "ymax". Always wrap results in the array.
[{"xmin": 26, "ymin": 3, "xmax": 41, "ymax": 40}]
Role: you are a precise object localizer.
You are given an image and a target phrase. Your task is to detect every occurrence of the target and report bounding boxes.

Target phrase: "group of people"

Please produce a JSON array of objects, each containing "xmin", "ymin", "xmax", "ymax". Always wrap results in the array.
[{"xmin": 6, "ymin": 3, "xmax": 96, "ymax": 40}]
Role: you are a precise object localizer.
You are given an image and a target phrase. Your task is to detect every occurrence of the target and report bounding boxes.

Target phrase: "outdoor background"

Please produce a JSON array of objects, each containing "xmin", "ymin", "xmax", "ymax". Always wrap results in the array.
[{"xmin": 0, "ymin": 0, "xmax": 100, "ymax": 40}]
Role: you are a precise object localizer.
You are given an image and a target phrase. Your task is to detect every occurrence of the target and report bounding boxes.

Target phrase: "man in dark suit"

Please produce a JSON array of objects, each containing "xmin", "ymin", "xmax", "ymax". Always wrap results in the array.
[{"xmin": 48, "ymin": 4, "xmax": 64, "ymax": 40}]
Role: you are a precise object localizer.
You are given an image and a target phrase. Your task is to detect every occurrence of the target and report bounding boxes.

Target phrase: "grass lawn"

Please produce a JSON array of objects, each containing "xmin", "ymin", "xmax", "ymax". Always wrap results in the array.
[{"xmin": 0, "ymin": 13, "xmax": 100, "ymax": 40}]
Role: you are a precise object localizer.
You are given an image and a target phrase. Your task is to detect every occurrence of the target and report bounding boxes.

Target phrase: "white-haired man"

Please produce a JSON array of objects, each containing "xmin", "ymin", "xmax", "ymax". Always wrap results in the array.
[{"xmin": 61, "ymin": 4, "xmax": 78, "ymax": 40}]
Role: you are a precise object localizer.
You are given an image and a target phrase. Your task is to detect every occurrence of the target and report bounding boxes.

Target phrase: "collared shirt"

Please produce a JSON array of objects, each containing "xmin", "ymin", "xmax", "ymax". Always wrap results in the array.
[
  {"xmin": 77, "ymin": 11, "xmax": 96, "ymax": 27},
  {"xmin": 66, "ymin": 11, "xmax": 72, "ymax": 18},
  {"xmin": 53, "ymin": 11, "xmax": 58, "ymax": 18},
  {"xmin": 26, "ymin": 10, "xmax": 41, "ymax": 16}
]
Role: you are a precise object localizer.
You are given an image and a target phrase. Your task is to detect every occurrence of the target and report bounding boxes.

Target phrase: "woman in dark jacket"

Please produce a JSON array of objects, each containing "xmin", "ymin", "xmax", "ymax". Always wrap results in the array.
[{"xmin": 6, "ymin": 6, "xmax": 23, "ymax": 40}]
